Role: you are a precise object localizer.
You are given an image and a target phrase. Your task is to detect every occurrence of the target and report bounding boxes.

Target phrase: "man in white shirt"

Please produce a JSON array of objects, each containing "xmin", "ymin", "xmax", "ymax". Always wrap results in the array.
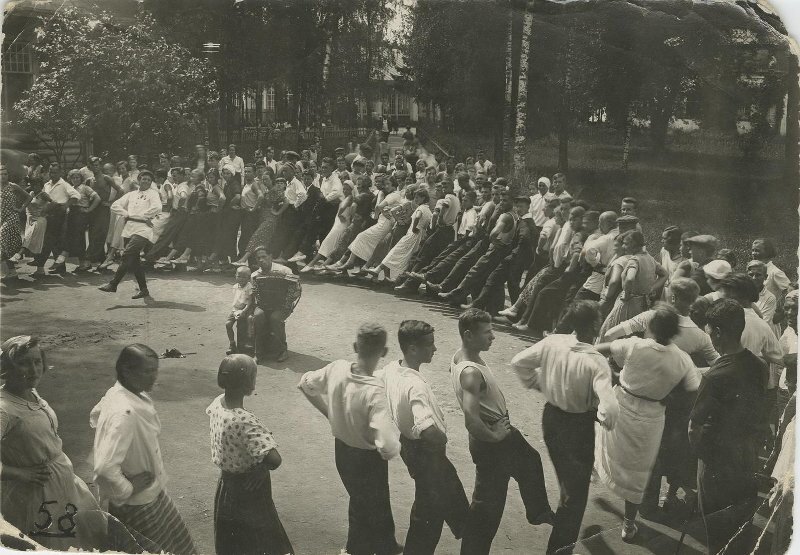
[
  {"xmin": 249, "ymin": 247, "xmax": 296, "ymax": 363},
  {"xmin": 263, "ymin": 145, "xmax": 279, "ymax": 173},
  {"xmin": 376, "ymin": 320, "xmax": 469, "ymax": 554},
  {"xmin": 91, "ymin": 344, "xmax": 196, "ymax": 555},
  {"xmin": 511, "ymin": 300, "xmax": 617, "ymax": 553},
  {"xmin": 551, "ymin": 172, "xmax": 572, "ymax": 200},
  {"xmin": 273, "ymin": 164, "xmax": 307, "ymax": 260},
  {"xmin": 32, "ymin": 162, "xmax": 81, "ymax": 277},
  {"xmin": 298, "ymin": 323, "xmax": 402, "ymax": 555},
  {"xmin": 318, "ymin": 157, "xmax": 344, "ymax": 238},
  {"xmin": 473, "ymin": 149, "xmax": 493, "ymax": 175},
  {"xmin": 99, "ymin": 170, "xmax": 162, "ymax": 299},
  {"xmin": 572, "ymin": 210, "xmax": 619, "ymax": 302},
  {"xmin": 218, "ymin": 143, "xmax": 244, "ymax": 175}
]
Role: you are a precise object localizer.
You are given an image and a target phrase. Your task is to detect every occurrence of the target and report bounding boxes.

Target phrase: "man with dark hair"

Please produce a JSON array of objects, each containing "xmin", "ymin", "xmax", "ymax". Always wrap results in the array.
[
  {"xmin": 434, "ymin": 189, "xmax": 517, "ymax": 304},
  {"xmin": 511, "ymin": 300, "xmax": 618, "ymax": 553},
  {"xmin": 689, "ymin": 298, "xmax": 770, "ymax": 555},
  {"xmin": 466, "ymin": 196, "xmax": 536, "ymax": 314},
  {"xmin": 249, "ymin": 247, "xmax": 294, "ymax": 363},
  {"xmin": 376, "ymin": 321, "xmax": 469, "ymax": 554},
  {"xmin": 98, "ymin": 171, "xmax": 161, "ymax": 299},
  {"xmin": 91, "ymin": 343, "xmax": 196, "ymax": 555},
  {"xmin": 32, "ymin": 162, "xmax": 81, "ymax": 277},
  {"xmin": 298, "ymin": 323, "xmax": 402, "ymax": 555},
  {"xmin": 450, "ymin": 309, "xmax": 553, "ymax": 553}
]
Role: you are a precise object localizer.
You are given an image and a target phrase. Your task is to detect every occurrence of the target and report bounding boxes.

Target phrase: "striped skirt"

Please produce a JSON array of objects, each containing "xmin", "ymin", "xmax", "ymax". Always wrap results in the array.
[{"xmin": 109, "ymin": 490, "xmax": 196, "ymax": 555}]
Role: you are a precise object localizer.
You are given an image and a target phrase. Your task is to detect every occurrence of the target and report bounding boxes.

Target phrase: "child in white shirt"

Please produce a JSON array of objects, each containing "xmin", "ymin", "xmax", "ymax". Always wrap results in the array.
[{"xmin": 226, "ymin": 266, "xmax": 254, "ymax": 355}]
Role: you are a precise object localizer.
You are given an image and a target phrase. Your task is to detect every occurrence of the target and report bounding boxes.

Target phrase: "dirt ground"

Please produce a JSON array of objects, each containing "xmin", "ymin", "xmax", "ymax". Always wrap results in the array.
[{"xmin": 1, "ymin": 266, "xmax": 714, "ymax": 555}]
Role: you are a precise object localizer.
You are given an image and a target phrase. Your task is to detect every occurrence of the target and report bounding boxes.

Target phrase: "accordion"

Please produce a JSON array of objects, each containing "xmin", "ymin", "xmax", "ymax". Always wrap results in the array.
[{"xmin": 252, "ymin": 273, "xmax": 302, "ymax": 313}]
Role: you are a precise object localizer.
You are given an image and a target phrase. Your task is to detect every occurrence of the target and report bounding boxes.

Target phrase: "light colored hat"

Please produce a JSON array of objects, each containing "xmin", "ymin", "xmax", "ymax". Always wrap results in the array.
[
  {"xmin": 537, "ymin": 176, "xmax": 551, "ymax": 188},
  {"xmin": 686, "ymin": 234, "xmax": 718, "ymax": 250},
  {"xmin": 703, "ymin": 259, "xmax": 732, "ymax": 280}
]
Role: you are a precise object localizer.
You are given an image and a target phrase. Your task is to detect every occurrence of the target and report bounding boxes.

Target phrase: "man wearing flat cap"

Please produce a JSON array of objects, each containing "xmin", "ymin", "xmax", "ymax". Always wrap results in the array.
[{"xmin": 673, "ymin": 235, "xmax": 718, "ymax": 295}]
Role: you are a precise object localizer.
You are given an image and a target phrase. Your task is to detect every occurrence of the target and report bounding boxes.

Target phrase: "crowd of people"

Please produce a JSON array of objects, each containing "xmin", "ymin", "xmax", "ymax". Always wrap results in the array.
[{"xmin": 0, "ymin": 133, "xmax": 797, "ymax": 555}]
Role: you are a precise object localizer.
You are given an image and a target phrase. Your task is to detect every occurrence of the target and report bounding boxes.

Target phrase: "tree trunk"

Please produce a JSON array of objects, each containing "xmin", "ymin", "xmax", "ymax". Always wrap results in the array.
[
  {"xmin": 785, "ymin": 52, "xmax": 799, "ymax": 186},
  {"xmin": 558, "ymin": 114, "xmax": 569, "ymax": 172},
  {"xmin": 650, "ymin": 76, "xmax": 681, "ymax": 154},
  {"xmin": 502, "ymin": 6, "xmax": 514, "ymax": 174},
  {"xmin": 622, "ymin": 105, "xmax": 634, "ymax": 170},
  {"xmin": 512, "ymin": 8, "xmax": 533, "ymax": 188}
]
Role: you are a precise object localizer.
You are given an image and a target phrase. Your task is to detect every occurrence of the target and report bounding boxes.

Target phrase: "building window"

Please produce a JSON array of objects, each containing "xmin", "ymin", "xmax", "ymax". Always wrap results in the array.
[
  {"xmin": 396, "ymin": 92, "xmax": 410, "ymax": 117},
  {"xmin": 265, "ymin": 85, "xmax": 275, "ymax": 112},
  {"xmin": 2, "ymin": 42, "xmax": 33, "ymax": 74}
]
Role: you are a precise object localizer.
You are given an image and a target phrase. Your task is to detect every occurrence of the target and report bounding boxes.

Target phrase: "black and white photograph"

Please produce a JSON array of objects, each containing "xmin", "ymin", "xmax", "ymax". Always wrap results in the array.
[{"xmin": 0, "ymin": 0, "xmax": 798, "ymax": 553}]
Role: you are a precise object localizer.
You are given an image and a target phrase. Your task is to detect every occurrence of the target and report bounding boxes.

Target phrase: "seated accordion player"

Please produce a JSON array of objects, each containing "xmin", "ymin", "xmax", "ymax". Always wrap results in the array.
[{"xmin": 252, "ymin": 272, "xmax": 302, "ymax": 314}]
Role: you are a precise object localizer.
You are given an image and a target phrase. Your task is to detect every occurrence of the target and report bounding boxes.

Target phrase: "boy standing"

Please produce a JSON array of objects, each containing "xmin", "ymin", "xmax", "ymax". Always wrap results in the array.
[
  {"xmin": 377, "ymin": 320, "xmax": 469, "ymax": 554},
  {"xmin": 450, "ymin": 309, "xmax": 553, "ymax": 555},
  {"xmin": 226, "ymin": 266, "xmax": 254, "ymax": 355},
  {"xmin": 298, "ymin": 323, "xmax": 402, "ymax": 555}
]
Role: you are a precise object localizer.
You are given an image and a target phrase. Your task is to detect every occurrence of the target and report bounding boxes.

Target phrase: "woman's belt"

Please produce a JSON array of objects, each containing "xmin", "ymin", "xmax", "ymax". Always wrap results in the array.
[{"xmin": 620, "ymin": 384, "xmax": 665, "ymax": 404}]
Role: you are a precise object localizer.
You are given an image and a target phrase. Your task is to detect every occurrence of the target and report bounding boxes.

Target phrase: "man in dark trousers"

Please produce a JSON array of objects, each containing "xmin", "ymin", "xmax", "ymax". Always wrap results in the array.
[
  {"xmin": 450, "ymin": 309, "xmax": 553, "ymax": 555},
  {"xmin": 511, "ymin": 300, "xmax": 618, "ymax": 553},
  {"xmin": 376, "ymin": 320, "xmax": 469, "ymax": 554},
  {"xmin": 689, "ymin": 298, "xmax": 770, "ymax": 555},
  {"xmin": 436, "ymin": 190, "xmax": 518, "ymax": 305},
  {"xmin": 469, "ymin": 196, "xmax": 537, "ymax": 314}
]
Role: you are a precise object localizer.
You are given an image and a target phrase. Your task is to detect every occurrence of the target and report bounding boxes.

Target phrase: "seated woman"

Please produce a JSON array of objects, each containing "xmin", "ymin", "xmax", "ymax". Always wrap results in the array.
[
  {"xmin": 1, "ymin": 336, "xmax": 107, "ymax": 551},
  {"xmin": 366, "ymin": 187, "xmax": 431, "ymax": 283},
  {"xmin": 325, "ymin": 174, "xmax": 402, "ymax": 274},
  {"xmin": 300, "ymin": 180, "xmax": 354, "ymax": 274}
]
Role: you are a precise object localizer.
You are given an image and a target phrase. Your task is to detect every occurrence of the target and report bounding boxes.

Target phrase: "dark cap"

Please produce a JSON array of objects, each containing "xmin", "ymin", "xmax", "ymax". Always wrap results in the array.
[
  {"xmin": 514, "ymin": 196, "xmax": 532, "ymax": 205},
  {"xmin": 616, "ymin": 215, "xmax": 640, "ymax": 224}
]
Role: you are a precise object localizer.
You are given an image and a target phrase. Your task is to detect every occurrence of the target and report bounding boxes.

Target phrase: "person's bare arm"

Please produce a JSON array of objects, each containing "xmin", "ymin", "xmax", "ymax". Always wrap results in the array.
[{"xmin": 460, "ymin": 367, "xmax": 510, "ymax": 443}]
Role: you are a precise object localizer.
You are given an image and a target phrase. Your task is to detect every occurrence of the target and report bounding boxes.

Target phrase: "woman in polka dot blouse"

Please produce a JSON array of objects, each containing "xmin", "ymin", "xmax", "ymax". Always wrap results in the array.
[{"xmin": 206, "ymin": 354, "xmax": 294, "ymax": 555}]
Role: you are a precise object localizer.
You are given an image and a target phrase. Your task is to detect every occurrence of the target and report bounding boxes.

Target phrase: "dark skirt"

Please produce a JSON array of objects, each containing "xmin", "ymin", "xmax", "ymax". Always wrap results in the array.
[
  {"xmin": 216, "ymin": 208, "xmax": 243, "ymax": 259},
  {"xmin": 175, "ymin": 211, "xmax": 214, "ymax": 255},
  {"xmin": 65, "ymin": 209, "xmax": 90, "ymax": 258},
  {"xmin": 214, "ymin": 470, "xmax": 294, "ymax": 555}
]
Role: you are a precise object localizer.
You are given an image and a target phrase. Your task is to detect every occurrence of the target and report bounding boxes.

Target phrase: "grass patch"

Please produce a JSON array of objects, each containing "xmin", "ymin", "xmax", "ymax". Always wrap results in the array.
[{"xmin": 427, "ymin": 128, "xmax": 798, "ymax": 278}]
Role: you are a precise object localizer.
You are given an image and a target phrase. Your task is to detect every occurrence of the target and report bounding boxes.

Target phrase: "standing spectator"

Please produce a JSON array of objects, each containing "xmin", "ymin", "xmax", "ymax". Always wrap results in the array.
[
  {"xmin": 0, "ymin": 165, "xmax": 32, "ymax": 281},
  {"xmin": 207, "ymin": 355, "xmax": 294, "ymax": 555},
  {"xmin": 65, "ymin": 169, "xmax": 101, "ymax": 273},
  {"xmin": 32, "ymin": 163, "xmax": 80, "ymax": 279},
  {"xmin": 219, "ymin": 144, "xmax": 245, "ymax": 175},
  {"xmin": 1, "ymin": 335, "xmax": 106, "ymax": 550},
  {"xmin": 689, "ymin": 299, "xmax": 770, "ymax": 554},
  {"xmin": 90, "ymin": 344, "xmax": 197, "ymax": 554}
]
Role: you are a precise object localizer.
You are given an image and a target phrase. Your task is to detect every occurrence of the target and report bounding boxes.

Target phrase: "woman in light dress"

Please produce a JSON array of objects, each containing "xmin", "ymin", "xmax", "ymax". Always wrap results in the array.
[
  {"xmin": 594, "ymin": 304, "xmax": 701, "ymax": 541},
  {"xmin": 300, "ymin": 179, "xmax": 354, "ymax": 273},
  {"xmin": 325, "ymin": 173, "xmax": 402, "ymax": 273},
  {"xmin": 366, "ymin": 187, "xmax": 431, "ymax": 282},
  {"xmin": 1, "ymin": 336, "xmax": 107, "ymax": 550},
  {"xmin": 599, "ymin": 230, "xmax": 660, "ymax": 340}
]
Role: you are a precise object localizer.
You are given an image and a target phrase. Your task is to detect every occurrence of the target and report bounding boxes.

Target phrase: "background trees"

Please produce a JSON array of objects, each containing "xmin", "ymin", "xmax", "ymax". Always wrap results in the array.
[
  {"xmin": 14, "ymin": 7, "xmax": 218, "ymax": 163},
  {"xmin": 399, "ymin": 0, "xmax": 795, "ymax": 179}
]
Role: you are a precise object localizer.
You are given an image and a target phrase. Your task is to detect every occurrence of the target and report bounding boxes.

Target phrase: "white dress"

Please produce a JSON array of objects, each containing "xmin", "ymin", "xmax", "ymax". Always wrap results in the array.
[
  {"xmin": 348, "ymin": 191, "xmax": 401, "ymax": 261},
  {"xmin": 318, "ymin": 199, "xmax": 354, "ymax": 258},
  {"xmin": 380, "ymin": 204, "xmax": 432, "ymax": 278},
  {"xmin": 595, "ymin": 337, "xmax": 700, "ymax": 504}
]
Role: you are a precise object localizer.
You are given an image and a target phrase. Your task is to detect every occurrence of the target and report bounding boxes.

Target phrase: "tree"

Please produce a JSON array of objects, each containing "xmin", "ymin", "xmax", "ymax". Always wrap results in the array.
[
  {"xmin": 513, "ymin": 7, "xmax": 533, "ymax": 184},
  {"xmin": 502, "ymin": 6, "xmax": 515, "ymax": 173},
  {"xmin": 14, "ymin": 7, "xmax": 218, "ymax": 161}
]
